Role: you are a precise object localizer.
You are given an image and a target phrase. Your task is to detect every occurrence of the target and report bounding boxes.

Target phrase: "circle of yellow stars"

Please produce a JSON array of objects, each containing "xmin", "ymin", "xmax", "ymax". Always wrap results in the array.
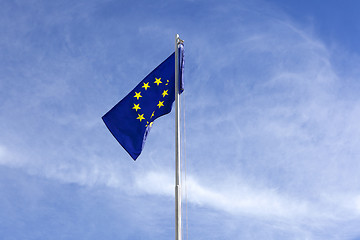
[{"xmin": 132, "ymin": 78, "xmax": 170, "ymax": 127}]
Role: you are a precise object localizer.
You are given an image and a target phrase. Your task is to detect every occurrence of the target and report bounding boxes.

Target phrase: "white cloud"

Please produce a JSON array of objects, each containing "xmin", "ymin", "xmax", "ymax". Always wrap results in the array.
[
  {"xmin": 132, "ymin": 168, "xmax": 360, "ymax": 239},
  {"xmin": 134, "ymin": 170, "xmax": 310, "ymax": 219},
  {"xmin": 186, "ymin": 175, "xmax": 309, "ymax": 219},
  {"xmin": 0, "ymin": 145, "xmax": 24, "ymax": 167},
  {"xmin": 134, "ymin": 170, "xmax": 173, "ymax": 196},
  {"xmin": 355, "ymin": 195, "xmax": 360, "ymax": 213},
  {"xmin": 0, "ymin": 145, "xmax": 7, "ymax": 161}
]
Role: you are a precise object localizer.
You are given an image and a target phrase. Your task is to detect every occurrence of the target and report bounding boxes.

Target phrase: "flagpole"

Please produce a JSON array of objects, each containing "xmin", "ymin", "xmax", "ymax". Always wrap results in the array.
[{"xmin": 175, "ymin": 33, "xmax": 181, "ymax": 240}]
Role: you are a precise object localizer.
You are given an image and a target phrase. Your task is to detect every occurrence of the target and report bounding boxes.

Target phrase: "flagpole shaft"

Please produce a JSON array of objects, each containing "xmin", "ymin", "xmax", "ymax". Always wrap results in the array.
[{"xmin": 175, "ymin": 34, "xmax": 181, "ymax": 240}]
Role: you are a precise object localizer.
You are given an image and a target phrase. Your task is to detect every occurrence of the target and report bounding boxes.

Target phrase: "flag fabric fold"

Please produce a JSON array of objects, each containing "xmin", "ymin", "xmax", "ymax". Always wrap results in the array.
[{"xmin": 102, "ymin": 44, "xmax": 184, "ymax": 160}]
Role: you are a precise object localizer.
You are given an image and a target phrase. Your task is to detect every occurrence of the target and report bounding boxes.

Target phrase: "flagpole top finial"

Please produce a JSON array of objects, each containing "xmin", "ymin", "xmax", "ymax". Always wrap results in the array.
[{"xmin": 176, "ymin": 34, "xmax": 184, "ymax": 45}]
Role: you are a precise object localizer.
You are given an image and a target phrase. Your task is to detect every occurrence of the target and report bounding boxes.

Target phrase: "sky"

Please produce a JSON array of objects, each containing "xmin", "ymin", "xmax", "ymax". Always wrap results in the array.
[{"xmin": 1, "ymin": 0, "xmax": 360, "ymax": 239}]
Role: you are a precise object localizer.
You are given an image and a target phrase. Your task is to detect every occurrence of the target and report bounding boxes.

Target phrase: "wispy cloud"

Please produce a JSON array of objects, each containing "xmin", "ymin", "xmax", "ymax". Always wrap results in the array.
[{"xmin": 0, "ymin": 145, "xmax": 8, "ymax": 161}]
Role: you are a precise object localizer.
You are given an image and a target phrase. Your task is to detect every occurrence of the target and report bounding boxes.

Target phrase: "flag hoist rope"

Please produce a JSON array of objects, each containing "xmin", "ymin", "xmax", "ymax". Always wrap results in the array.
[
  {"xmin": 181, "ymin": 72, "xmax": 188, "ymax": 240},
  {"xmin": 175, "ymin": 34, "xmax": 182, "ymax": 240}
]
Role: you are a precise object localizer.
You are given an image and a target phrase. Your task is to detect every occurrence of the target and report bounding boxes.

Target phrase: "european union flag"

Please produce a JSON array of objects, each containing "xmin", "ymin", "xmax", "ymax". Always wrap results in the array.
[{"xmin": 102, "ymin": 45, "xmax": 184, "ymax": 160}]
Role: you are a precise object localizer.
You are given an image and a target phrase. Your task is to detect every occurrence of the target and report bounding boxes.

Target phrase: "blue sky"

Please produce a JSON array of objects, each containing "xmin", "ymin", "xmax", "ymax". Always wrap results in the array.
[{"xmin": 1, "ymin": 0, "xmax": 360, "ymax": 239}]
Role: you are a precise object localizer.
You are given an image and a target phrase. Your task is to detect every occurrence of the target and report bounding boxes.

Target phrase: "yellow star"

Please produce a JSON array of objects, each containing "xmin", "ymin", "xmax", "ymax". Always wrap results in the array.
[
  {"xmin": 132, "ymin": 103, "xmax": 141, "ymax": 111},
  {"xmin": 142, "ymin": 82, "xmax": 150, "ymax": 90},
  {"xmin": 154, "ymin": 78, "xmax": 162, "ymax": 86},
  {"xmin": 150, "ymin": 111, "xmax": 155, "ymax": 119},
  {"xmin": 157, "ymin": 101, "xmax": 164, "ymax": 108},
  {"xmin": 162, "ymin": 90, "xmax": 168, "ymax": 98},
  {"xmin": 166, "ymin": 80, "xmax": 169, "ymax": 86},
  {"xmin": 137, "ymin": 114, "xmax": 145, "ymax": 122},
  {"xmin": 134, "ymin": 92, "xmax": 142, "ymax": 100}
]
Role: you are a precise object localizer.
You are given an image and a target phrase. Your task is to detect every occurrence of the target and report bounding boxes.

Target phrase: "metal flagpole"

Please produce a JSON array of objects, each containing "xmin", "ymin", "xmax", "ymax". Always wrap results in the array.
[{"xmin": 175, "ymin": 33, "xmax": 181, "ymax": 240}]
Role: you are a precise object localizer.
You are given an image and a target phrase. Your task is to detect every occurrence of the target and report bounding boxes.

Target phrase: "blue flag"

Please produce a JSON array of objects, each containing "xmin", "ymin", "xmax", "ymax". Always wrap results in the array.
[{"xmin": 102, "ymin": 45, "xmax": 184, "ymax": 160}]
